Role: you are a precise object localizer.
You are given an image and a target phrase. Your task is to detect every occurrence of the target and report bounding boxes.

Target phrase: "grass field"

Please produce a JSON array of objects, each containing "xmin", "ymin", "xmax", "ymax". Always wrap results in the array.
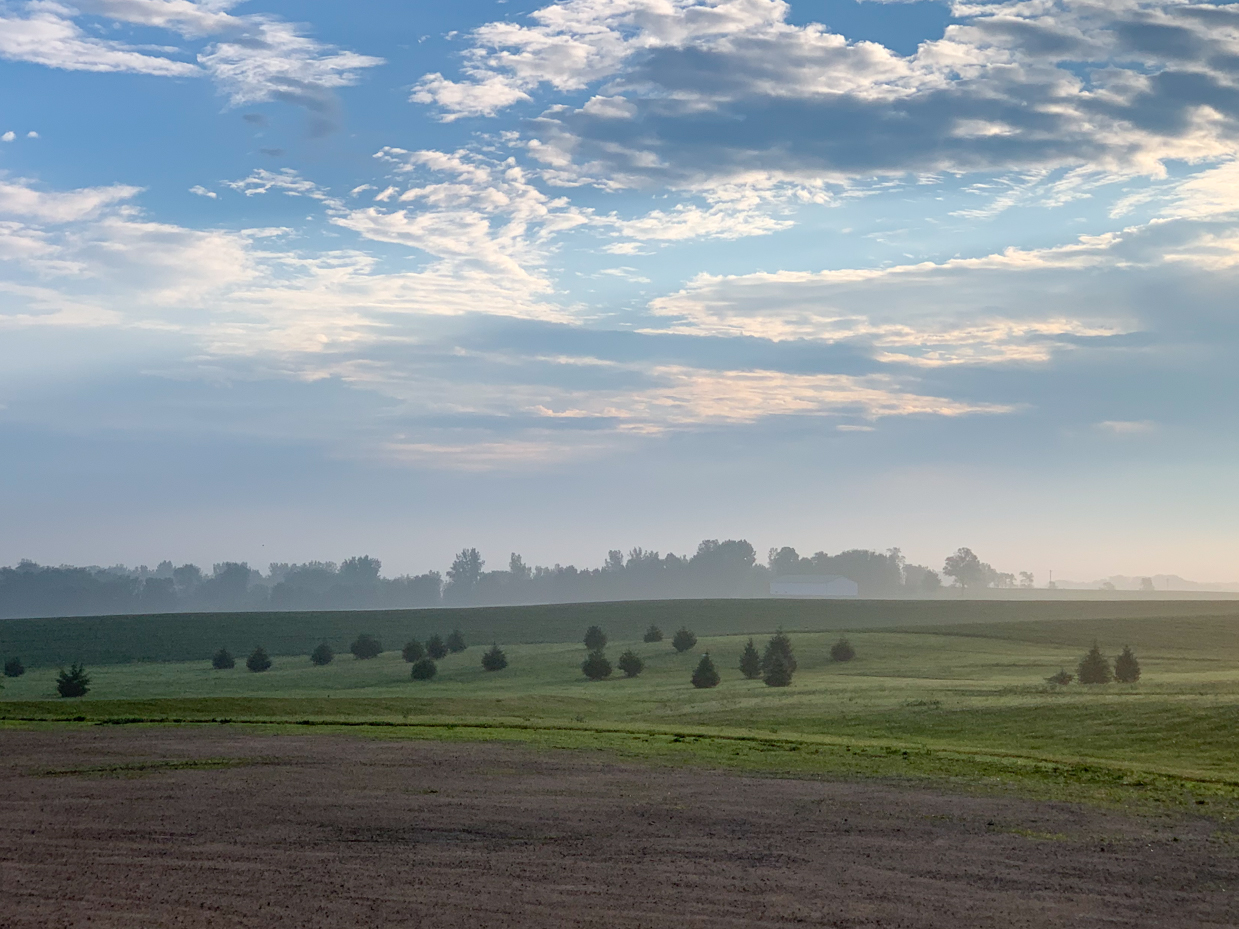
[{"xmin": 4, "ymin": 606, "xmax": 1238, "ymax": 815}]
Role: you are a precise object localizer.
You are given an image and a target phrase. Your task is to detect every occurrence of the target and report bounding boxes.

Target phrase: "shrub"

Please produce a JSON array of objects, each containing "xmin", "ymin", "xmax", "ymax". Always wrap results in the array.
[
  {"xmin": 482, "ymin": 643, "xmax": 508, "ymax": 672},
  {"xmin": 246, "ymin": 647, "xmax": 272, "ymax": 673},
  {"xmin": 830, "ymin": 637, "xmax": 856, "ymax": 662},
  {"xmin": 738, "ymin": 639, "xmax": 762, "ymax": 679},
  {"xmin": 617, "ymin": 650, "xmax": 643, "ymax": 678},
  {"xmin": 1046, "ymin": 668, "xmax": 1073, "ymax": 686},
  {"xmin": 1077, "ymin": 642, "xmax": 1112, "ymax": 684},
  {"xmin": 402, "ymin": 639, "xmax": 426, "ymax": 663},
  {"xmin": 56, "ymin": 663, "xmax": 91, "ymax": 698},
  {"xmin": 1114, "ymin": 645, "xmax": 1141, "ymax": 683},
  {"xmin": 582, "ymin": 649, "xmax": 612, "ymax": 680},
  {"xmin": 691, "ymin": 653, "xmax": 720, "ymax": 689},
  {"xmin": 643, "ymin": 624, "xmax": 663, "ymax": 643},
  {"xmin": 310, "ymin": 643, "xmax": 334, "ymax": 666},
  {"xmin": 410, "ymin": 657, "xmax": 437, "ymax": 680},
  {"xmin": 446, "ymin": 629, "xmax": 467, "ymax": 653},
  {"xmin": 4, "ymin": 657, "xmax": 25, "ymax": 678},
  {"xmin": 350, "ymin": 634, "xmax": 382, "ymax": 660},
  {"xmin": 211, "ymin": 648, "xmax": 234, "ymax": 670},
  {"xmin": 764, "ymin": 654, "xmax": 793, "ymax": 687},
  {"xmin": 427, "ymin": 634, "xmax": 448, "ymax": 660},
  {"xmin": 762, "ymin": 630, "xmax": 797, "ymax": 675},
  {"xmin": 672, "ymin": 627, "xmax": 697, "ymax": 653},
  {"xmin": 583, "ymin": 625, "xmax": 607, "ymax": 652}
]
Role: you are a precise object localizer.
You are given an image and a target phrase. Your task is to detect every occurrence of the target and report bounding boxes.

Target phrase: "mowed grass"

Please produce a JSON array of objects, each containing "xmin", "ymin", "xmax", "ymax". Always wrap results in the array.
[{"xmin": 5, "ymin": 612, "xmax": 1239, "ymax": 812}]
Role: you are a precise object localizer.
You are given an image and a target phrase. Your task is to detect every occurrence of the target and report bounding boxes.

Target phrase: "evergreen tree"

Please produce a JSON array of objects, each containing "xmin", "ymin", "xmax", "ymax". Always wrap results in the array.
[
  {"xmin": 582, "ymin": 649, "xmax": 612, "ymax": 680},
  {"xmin": 1077, "ymin": 642, "xmax": 1112, "ymax": 684},
  {"xmin": 643, "ymin": 624, "xmax": 664, "ymax": 643},
  {"xmin": 583, "ymin": 625, "xmax": 607, "ymax": 652},
  {"xmin": 691, "ymin": 653, "xmax": 720, "ymax": 689},
  {"xmin": 446, "ymin": 629, "xmax": 467, "ymax": 653},
  {"xmin": 762, "ymin": 630, "xmax": 797, "ymax": 675},
  {"xmin": 738, "ymin": 639, "xmax": 762, "ymax": 679},
  {"xmin": 482, "ymin": 643, "xmax": 508, "ymax": 672},
  {"xmin": 617, "ymin": 650, "xmax": 643, "ymax": 678},
  {"xmin": 830, "ymin": 637, "xmax": 856, "ymax": 662},
  {"xmin": 1114, "ymin": 645, "xmax": 1141, "ymax": 683},
  {"xmin": 427, "ymin": 634, "xmax": 448, "ymax": 660},
  {"xmin": 211, "ymin": 648, "xmax": 234, "ymax": 670},
  {"xmin": 1046, "ymin": 668, "xmax": 1073, "ymax": 686},
  {"xmin": 350, "ymin": 634, "xmax": 382, "ymax": 660},
  {"xmin": 764, "ymin": 653, "xmax": 792, "ymax": 687},
  {"xmin": 410, "ymin": 657, "xmax": 437, "ymax": 680},
  {"xmin": 246, "ymin": 646, "xmax": 272, "ymax": 673},
  {"xmin": 672, "ymin": 627, "xmax": 698, "ymax": 653},
  {"xmin": 56, "ymin": 663, "xmax": 91, "ymax": 697},
  {"xmin": 3, "ymin": 657, "xmax": 24, "ymax": 678},
  {"xmin": 310, "ymin": 643, "xmax": 334, "ymax": 666},
  {"xmin": 402, "ymin": 639, "xmax": 426, "ymax": 663}
]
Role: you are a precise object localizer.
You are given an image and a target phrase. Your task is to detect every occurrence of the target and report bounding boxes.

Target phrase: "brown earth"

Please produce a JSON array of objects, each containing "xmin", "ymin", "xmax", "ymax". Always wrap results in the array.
[{"xmin": 0, "ymin": 727, "xmax": 1236, "ymax": 928}]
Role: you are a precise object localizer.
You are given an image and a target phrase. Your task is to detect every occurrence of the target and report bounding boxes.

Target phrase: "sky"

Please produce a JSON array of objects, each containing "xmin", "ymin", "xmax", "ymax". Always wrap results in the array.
[{"xmin": 2, "ymin": 0, "xmax": 1239, "ymax": 582}]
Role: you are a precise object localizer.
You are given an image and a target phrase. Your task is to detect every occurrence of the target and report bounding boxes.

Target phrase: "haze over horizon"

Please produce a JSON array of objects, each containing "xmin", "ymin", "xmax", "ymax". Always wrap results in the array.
[{"xmin": 3, "ymin": 0, "xmax": 1239, "ymax": 582}]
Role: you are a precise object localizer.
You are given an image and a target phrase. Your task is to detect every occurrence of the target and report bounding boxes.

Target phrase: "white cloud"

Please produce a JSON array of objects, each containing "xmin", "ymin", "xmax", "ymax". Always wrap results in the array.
[
  {"xmin": 1, "ymin": 131, "xmax": 15, "ymax": 143},
  {"xmin": 189, "ymin": 185, "xmax": 217, "ymax": 199},
  {"xmin": 0, "ymin": 179, "xmax": 143, "ymax": 223},
  {"xmin": 25, "ymin": 131, "xmax": 38, "ymax": 139}
]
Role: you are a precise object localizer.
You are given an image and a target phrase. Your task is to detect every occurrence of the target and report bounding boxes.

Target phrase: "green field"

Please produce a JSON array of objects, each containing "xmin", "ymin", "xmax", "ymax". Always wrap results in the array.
[{"xmin": 4, "ymin": 605, "xmax": 1238, "ymax": 815}]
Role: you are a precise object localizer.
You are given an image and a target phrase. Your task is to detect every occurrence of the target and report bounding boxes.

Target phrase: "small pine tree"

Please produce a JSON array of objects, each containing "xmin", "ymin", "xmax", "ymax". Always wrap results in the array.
[
  {"xmin": 617, "ymin": 650, "xmax": 643, "ymax": 678},
  {"xmin": 56, "ymin": 663, "xmax": 91, "ymax": 698},
  {"xmin": 1046, "ymin": 668, "xmax": 1073, "ymax": 686},
  {"xmin": 691, "ymin": 653, "xmax": 720, "ymax": 689},
  {"xmin": 672, "ymin": 627, "xmax": 697, "ymax": 653},
  {"xmin": 427, "ymin": 634, "xmax": 448, "ymax": 660},
  {"xmin": 350, "ymin": 634, "xmax": 382, "ymax": 660},
  {"xmin": 482, "ymin": 643, "xmax": 508, "ymax": 672},
  {"xmin": 410, "ymin": 657, "xmax": 437, "ymax": 680},
  {"xmin": 583, "ymin": 625, "xmax": 607, "ymax": 652},
  {"xmin": 830, "ymin": 637, "xmax": 856, "ymax": 662},
  {"xmin": 643, "ymin": 624, "xmax": 664, "ymax": 643},
  {"xmin": 738, "ymin": 639, "xmax": 762, "ymax": 679},
  {"xmin": 402, "ymin": 639, "xmax": 426, "ymax": 663},
  {"xmin": 3, "ymin": 657, "xmax": 24, "ymax": 678},
  {"xmin": 762, "ymin": 630, "xmax": 797, "ymax": 675},
  {"xmin": 1077, "ymin": 642, "xmax": 1112, "ymax": 684},
  {"xmin": 246, "ymin": 646, "xmax": 272, "ymax": 673},
  {"xmin": 764, "ymin": 653, "xmax": 792, "ymax": 687},
  {"xmin": 310, "ymin": 643, "xmax": 334, "ymax": 666},
  {"xmin": 1114, "ymin": 645, "xmax": 1141, "ymax": 683},
  {"xmin": 582, "ymin": 649, "xmax": 612, "ymax": 680},
  {"xmin": 446, "ymin": 629, "xmax": 467, "ymax": 653},
  {"xmin": 211, "ymin": 648, "xmax": 234, "ymax": 670}
]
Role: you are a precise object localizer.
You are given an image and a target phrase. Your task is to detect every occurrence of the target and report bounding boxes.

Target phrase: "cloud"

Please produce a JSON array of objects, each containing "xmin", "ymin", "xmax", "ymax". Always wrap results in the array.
[
  {"xmin": 1, "ymin": 131, "xmax": 15, "ymax": 143},
  {"xmin": 0, "ymin": 179, "xmax": 143, "ymax": 223},
  {"xmin": 189, "ymin": 185, "xmax": 217, "ymax": 199}
]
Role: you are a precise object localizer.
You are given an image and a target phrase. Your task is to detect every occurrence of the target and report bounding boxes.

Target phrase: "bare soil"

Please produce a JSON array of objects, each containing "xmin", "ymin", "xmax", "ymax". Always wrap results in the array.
[{"xmin": 1, "ymin": 727, "xmax": 1236, "ymax": 928}]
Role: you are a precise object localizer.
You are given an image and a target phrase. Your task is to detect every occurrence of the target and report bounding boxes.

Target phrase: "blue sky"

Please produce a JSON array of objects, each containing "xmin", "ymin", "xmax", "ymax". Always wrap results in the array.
[{"xmin": 2, "ymin": 0, "xmax": 1239, "ymax": 581}]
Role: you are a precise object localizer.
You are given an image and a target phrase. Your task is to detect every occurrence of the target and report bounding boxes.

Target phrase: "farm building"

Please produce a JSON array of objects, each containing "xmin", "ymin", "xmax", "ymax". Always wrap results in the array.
[{"xmin": 769, "ymin": 574, "xmax": 859, "ymax": 598}]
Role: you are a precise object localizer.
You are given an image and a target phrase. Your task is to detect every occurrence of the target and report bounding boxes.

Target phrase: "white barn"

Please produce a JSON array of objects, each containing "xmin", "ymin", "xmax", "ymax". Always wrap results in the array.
[{"xmin": 769, "ymin": 574, "xmax": 859, "ymax": 598}]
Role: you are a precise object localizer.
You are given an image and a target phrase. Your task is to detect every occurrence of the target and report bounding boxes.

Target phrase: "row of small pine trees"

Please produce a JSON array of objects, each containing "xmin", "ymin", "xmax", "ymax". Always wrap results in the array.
[{"xmin": 1048, "ymin": 642, "xmax": 1141, "ymax": 685}]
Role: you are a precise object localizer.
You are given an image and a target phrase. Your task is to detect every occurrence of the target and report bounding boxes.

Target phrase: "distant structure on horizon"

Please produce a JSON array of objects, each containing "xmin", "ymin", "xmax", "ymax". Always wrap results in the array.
[{"xmin": 769, "ymin": 574, "xmax": 859, "ymax": 598}]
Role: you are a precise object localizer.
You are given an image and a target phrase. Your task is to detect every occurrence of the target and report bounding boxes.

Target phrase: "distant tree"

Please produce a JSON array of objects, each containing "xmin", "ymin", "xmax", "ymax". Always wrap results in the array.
[
  {"xmin": 942, "ymin": 548, "xmax": 989, "ymax": 589},
  {"xmin": 426, "ymin": 634, "xmax": 448, "ymax": 660},
  {"xmin": 1114, "ymin": 645, "xmax": 1141, "ymax": 683},
  {"xmin": 482, "ymin": 643, "xmax": 508, "ymax": 672},
  {"xmin": 583, "ymin": 625, "xmax": 607, "ymax": 652},
  {"xmin": 1077, "ymin": 642, "xmax": 1112, "ymax": 684},
  {"xmin": 672, "ymin": 627, "xmax": 697, "ymax": 653},
  {"xmin": 830, "ymin": 637, "xmax": 856, "ymax": 662},
  {"xmin": 764, "ymin": 654, "xmax": 793, "ymax": 687},
  {"xmin": 246, "ymin": 646, "xmax": 272, "ymax": 673},
  {"xmin": 410, "ymin": 657, "xmax": 437, "ymax": 680},
  {"xmin": 310, "ymin": 643, "xmax": 334, "ymax": 666},
  {"xmin": 738, "ymin": 638, "xmax": 762, "ymax": 679},
  {"xmin": 56, "ymin": 663, "xmax": 91, "ymax": 697},
  {"xmin": 446, "ymin": 629, "xmax": 467, "ymax": 653},
  {"xmin": 1019, "ymin": 571, "xmax": 1035, "ymax": 589},
  {"xmin": 617, "ymin": 650, "xmax": 643, "ymax": 678},
  {"xmin": 3, "ymin": 657, "xmax": 24, "ymax": 678},
  {"xmin": 211, "ymin": 648, "xmax": 235, "ymax": 670},
  {"xmin": 767, "ymin": 546, "xmax": 804, "ymax": 576},
  {"xmin": 691, "ymin": 653, "xmax": 720, "ymax": 689},
  {"xmin": 402, "ymin": 639, "xmax": 426, "ymax": 663},
  {"xmin": 920, "ymin": 570, "xmax": 942, "ymax": 593},
  {"xmin": 1139, "ymin": 577, "xmax": 1155, "ymax": 592},
  {"xmin": 445, "ymin": 548, "xmax": 484, "ymax": 602},
  {"xmin": 643, "ymin": 624, "xmax": 664, "ymax": 643},
  {"xmin": 762, "ymin": 630, "xmax": 797, "ymax": 675},
  {"xmin": 350, "ymin": 634, "xmax": 383, "ymax": 660},
  {"xmin": 582, "ymin": 649, "xmax": 612, "ymax": 680},
  {"xmin": 1046, "ymin": 669, "xmax": 1073, "ymax": 686},
  {"xmin": 338, "ymin": 555, "xmax": 382, "ymax": 584}
]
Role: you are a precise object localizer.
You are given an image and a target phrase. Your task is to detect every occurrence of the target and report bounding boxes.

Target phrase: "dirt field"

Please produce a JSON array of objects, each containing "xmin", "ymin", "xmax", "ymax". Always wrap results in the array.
[{"xmin": 1, "ymin": 728, "xmax": 1236, "ymax": 928}]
